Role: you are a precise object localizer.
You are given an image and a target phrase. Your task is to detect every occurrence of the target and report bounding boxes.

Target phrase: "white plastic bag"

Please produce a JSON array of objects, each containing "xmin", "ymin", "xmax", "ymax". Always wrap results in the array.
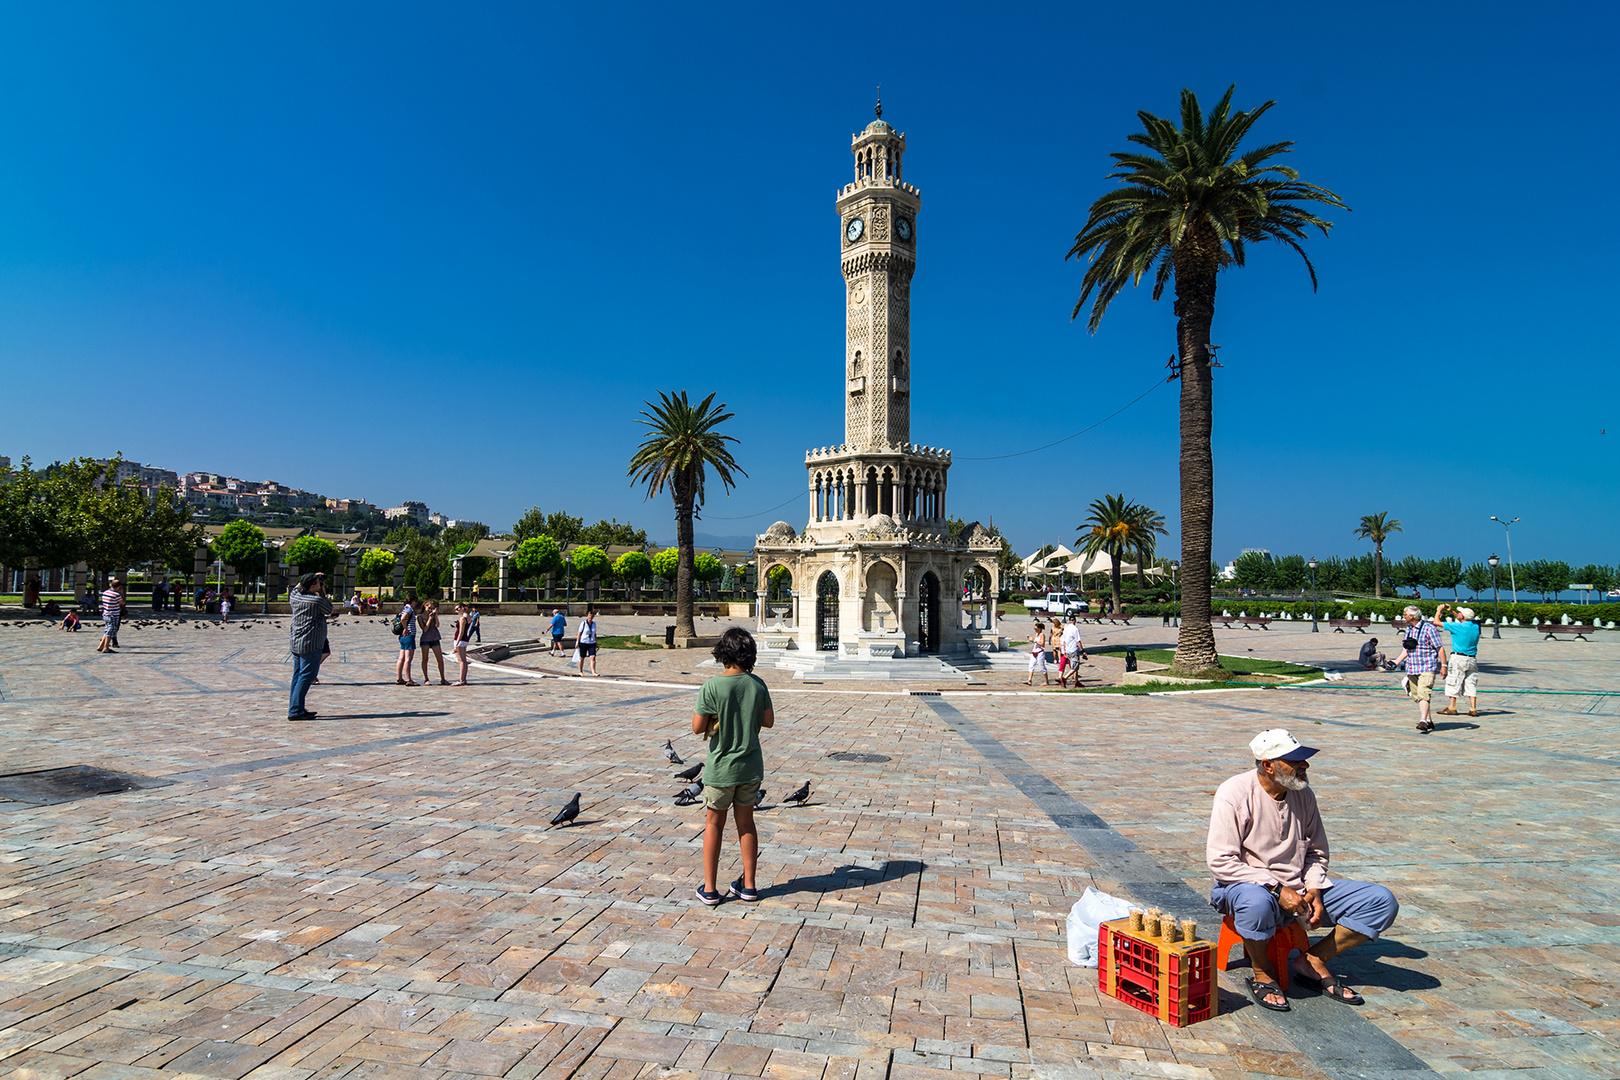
[
  {"xmin": 1066, "ymin": 887, "xmax": 1134, "ymax": 967},
  {"xmin": 567, "ymin": 647, "xmax": 580, "ymax": 667}
]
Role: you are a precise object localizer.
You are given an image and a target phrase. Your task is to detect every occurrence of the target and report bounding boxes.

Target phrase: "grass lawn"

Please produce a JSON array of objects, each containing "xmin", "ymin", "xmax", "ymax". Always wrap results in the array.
[
  {"xmin": 1087, "ymin": 645, "xmax": 1321, "ymax": 679},
  {"xmin": 598, "ymin": 634, "xmax": 662, "ymax": 651}
]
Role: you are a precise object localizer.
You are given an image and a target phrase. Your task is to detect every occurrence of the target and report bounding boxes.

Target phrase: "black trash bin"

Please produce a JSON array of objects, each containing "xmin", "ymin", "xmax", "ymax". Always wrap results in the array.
[
  {"xmin": 665, "ymin": 624, "xmax": 676, "ymax": 647},
  {"xmin": 1125, "ymin": 647, "xmax": 1138, "ymax": 672}
]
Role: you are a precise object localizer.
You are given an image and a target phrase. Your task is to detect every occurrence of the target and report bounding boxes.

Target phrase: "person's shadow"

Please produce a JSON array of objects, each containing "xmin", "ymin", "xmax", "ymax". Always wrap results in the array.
[{"xmin": 767, "ymin": 860, "xmax": 925, "ymax": 898}]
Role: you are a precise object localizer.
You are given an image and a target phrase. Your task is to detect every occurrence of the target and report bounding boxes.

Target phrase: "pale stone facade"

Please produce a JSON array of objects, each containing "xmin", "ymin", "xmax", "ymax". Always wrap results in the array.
[{"xmin": 755, "ymin": 106, "xmax": 1002, "ymax": 658}]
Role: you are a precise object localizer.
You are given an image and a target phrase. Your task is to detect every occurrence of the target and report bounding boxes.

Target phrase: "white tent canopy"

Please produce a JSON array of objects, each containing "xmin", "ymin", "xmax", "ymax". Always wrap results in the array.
[{"xmin": 1017, "ymin": 544, "xmax": 1075, "ymax": 575}]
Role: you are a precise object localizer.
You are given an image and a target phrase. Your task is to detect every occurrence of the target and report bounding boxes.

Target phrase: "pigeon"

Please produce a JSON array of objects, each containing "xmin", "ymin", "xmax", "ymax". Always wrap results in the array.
[
  {"xmin": 549, "ymin": 792, "xmax": 581, "ymax": 828},
  {"xmin": 674, "ymin": 779, "xmax": 703, "ymax": 805},
  {"xmin": 783, "ymin": 781, "xmax": 811, "ymax": 806},
  {"xmin": 674, "ymin": 761, "xmax": 702, "ymax": 782},
  {"xmin": 663, "ymin": 739, "xmax": 683, "ymax": 765},
  {"xmin": 754, "ymin": 787, "xmax": 767, "ymax": 808}
]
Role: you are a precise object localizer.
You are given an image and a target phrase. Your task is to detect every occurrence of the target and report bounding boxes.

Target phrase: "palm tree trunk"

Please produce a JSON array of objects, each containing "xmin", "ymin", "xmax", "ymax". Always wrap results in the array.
[
  {"xmin": 1373, "ymin": 544, "xmax": 1383, "ymax": 600},
  {"xmin": 1172, "ymin": 238, "xmax": 1220, "ymax": 673},
  {"xmin": 1110, "ymin": 556, "xmax": 1122, "ymax": 614},
  {"xmin": 673, "ymin": 479, "xmax": 697, "ymax": 639}
]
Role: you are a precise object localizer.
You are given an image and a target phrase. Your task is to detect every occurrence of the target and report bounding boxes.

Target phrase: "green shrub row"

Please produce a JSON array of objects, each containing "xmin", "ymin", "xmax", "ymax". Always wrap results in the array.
[{"xmin": 1118, "ymin": 599, "xmax": 1619, "ymax": 625}]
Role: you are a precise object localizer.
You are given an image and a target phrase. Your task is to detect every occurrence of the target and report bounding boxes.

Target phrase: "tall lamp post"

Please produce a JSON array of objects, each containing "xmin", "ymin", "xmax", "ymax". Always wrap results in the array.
[
  {"xmin": 1171, "ymin": 562, "xmax": 1179, "ymax": 627},
  {"xmin": 1490, "ymin": 516, "xmax": 1519, "ymax": 602},
  {"xmin": 1489, "ymin": 553, "xmax": 1501, "ymax": 639},
  {"xmin": 1308, "ymin": 557, "xmax": 1319, "ymax": 632}
]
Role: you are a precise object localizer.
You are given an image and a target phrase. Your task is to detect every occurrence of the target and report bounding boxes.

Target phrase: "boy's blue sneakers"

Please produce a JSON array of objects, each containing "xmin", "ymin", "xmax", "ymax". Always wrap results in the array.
[
  {"xmin": 727, "ymin": 879, "xmax": 760, "ymax": 902},
  {"xmin": 694, "ymin": 886, "xmax": 723, "ymax": 907}
]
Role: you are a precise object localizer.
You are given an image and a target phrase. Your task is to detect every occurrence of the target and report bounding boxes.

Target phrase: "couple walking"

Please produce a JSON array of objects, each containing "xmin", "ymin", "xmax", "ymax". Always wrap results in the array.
[
  {"xmin": 1027, "ymin": 616, "xmax": 1087, "ymax": 687},
  {"xmin": 1392, "ymin": 603, "xmax": 1481, "ymax": 733}
]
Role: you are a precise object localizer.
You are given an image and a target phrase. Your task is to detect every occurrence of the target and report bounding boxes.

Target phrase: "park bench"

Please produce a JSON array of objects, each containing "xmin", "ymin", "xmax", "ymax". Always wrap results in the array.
[
  {"xmin": 1328, "ymin": 618, "xmax": 1372, "ymax": 633},
  {"xmin": 1211, "ymin": 614, "xmax": 1272, "ymax": 629},
  {"xmin": 1537, "ymin": 623, "xmax": 1596, "ymax": 641}
]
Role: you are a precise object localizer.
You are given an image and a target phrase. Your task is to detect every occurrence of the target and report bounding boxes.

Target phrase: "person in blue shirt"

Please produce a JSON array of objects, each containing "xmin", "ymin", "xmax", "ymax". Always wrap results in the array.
[
  {"xmin": 549, "ymin": 609, "xmax": 567, "ymax": 656},
  {"xmin": 1433, "ymin": 604, "xmax": 1482, "ymax": 717}
]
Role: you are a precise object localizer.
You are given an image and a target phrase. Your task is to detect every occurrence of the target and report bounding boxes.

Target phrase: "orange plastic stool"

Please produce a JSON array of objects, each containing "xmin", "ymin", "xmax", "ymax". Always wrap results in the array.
[{"xmin": 1215, "ymin": 915, "xmax": 1311, "ymax": 990}]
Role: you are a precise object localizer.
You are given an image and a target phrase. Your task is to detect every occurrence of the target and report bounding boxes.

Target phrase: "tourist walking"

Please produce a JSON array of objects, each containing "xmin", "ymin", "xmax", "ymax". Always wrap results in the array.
[
  {"xmin": 575, "ymin": 609, "xmax": 599, "ymax": 676},
  {"xmin": 288, "ymin": 573, "xmax": 331, "ymax": 721},
  {"xmin": 451, "ymin": 603, "xmax": 473, "ymax": 685},
  {"xmin": 1026, "ymin": 619, "xmax": 1050, "ymax": 686},
  {"xmin": 152, "ymin": 579, "xmax": 166, "ymax": 612},
  {"xmin": 96, "ymin": 578, "xmax": 124, "ymax": 653},
  {"xmin": 1058, "ymin": 616, "xmax": 1087, "ymax": 688},
  {"xmin": 418, "ymin": 600, "xmax": 448, "ymax": 685},
  {"xmin": 395, "ymin": 596, "xmax": 419, "ymax": 685},
  {"xmin": 1392, "ymin": 605, "xmax": 1445, "ymax": 733},
  {"xmin": 469, "ymin": 604, "xmax": 482, "ymax": 643},
  {"xmin": 220, "ymin": 590, "xmax": 233, "ymax": 623},
  {"xmin": 692, "ymin": 627, "xmax": 774, "ymax": 906},
  {"xmin": 1433, "ymin": 604, "xmax": 1481, "ymax": 717},
  {"xmin": 549, "ymin": 609, "xmax": 566, "ymax": 656}
]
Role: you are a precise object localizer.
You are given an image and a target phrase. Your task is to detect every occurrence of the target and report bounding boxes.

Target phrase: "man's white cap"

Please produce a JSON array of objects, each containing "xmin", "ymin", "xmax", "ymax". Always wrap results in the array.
[{"xmin": 1249, "ymin": 729, "xmax": 1320, "ymax": 762}]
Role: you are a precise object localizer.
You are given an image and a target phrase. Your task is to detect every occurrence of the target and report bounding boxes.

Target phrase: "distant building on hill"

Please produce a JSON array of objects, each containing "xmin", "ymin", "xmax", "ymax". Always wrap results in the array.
[{"xmin": 384, "ymin": 501, "xmax": 432, "ymax": 525}]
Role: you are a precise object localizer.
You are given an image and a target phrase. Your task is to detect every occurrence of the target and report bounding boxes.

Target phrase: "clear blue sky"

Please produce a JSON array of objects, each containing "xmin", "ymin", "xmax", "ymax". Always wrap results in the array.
[{"xmin": 3, "ymin": 2, "xmax": 1614, "ymax": 569}]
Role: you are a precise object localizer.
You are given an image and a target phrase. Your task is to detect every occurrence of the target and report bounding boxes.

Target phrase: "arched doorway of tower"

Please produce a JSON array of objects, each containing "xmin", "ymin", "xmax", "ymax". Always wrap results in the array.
[
  {"xmin": 918, "ymin": 571, "xmax": 940, "ymax": 654},
  {"xmin": 816, "ymin": 572, "xmax": 840, "ymax": 650}
]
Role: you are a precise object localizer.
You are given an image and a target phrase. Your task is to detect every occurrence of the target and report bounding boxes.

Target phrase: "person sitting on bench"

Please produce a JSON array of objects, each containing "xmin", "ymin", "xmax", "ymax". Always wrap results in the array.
[{"xmin": 1207, "ymin": 729, "xmax": 1400, "ymax": 1012}]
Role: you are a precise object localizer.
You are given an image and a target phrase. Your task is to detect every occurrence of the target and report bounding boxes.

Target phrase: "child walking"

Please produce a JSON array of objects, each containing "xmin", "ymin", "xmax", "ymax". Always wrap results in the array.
[{"xmin": 691, "ymin": 627, "xmax": 774, "ymax": 906}]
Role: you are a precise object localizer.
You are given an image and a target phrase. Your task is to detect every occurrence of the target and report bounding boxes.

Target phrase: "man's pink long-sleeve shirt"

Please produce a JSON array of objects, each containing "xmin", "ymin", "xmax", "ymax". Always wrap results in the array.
[{"xmin": 1206, "ymin": 770, "xmax": 1332, "ymax": 891}]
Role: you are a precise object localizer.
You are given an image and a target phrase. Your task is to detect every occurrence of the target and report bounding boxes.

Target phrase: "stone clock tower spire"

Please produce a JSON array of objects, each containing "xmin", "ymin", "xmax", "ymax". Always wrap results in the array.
[{"xmin": 837, "ymin": 99, "xmax": 920, "ymax": 450}]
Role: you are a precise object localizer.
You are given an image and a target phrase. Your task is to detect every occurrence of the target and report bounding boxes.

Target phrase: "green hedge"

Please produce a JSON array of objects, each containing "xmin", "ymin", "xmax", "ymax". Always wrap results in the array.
[{"xmin": 1120, "ymin": 599, "xmax": 1618, "ymax": 625}]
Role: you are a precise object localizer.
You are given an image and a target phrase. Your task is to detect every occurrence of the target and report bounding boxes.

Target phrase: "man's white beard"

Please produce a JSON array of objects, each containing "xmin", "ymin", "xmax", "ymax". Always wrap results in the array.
[{"xmin": 1276, "ymin": 771, "xmax": 1308, "ymax": 792}]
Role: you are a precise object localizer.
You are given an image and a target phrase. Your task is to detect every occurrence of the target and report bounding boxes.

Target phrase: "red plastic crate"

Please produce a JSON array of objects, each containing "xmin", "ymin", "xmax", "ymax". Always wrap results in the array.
[{"xmin": 1097, "ymin": 918, "xmax": 1216, "ymax": 1026}]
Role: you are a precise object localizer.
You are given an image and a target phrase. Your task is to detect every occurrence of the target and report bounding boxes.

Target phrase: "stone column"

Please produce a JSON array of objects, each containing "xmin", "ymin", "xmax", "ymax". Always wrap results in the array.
[
  {"xmin": 391, "ymin": 559, "xmax": 405, "ymax": 601},
  {"xmin": 497, "ymin": 554, "xmax": 509, "ymax": 603},
  {"xmin": 790, "ymin": 589, "xmax": 800, "ymax": 629},
  {"xmin": 452, "ymin": 557, "xmax": 463, "ymax": 601},
  {"xmin": 545, "ymin": 571, "xmax": 555, "ymax": 600},
  {"xmin": 192, "ymin": 545, "xmax": 209, "ymax": 593},
  {"xmin": 989, "ymin": 567, "xmax": 999, "ymax": 632},
  {"xmin": 73, "ymin": 562, "xmax": 88, "ymax": 603},
  {"xmin": 756, "ymin": 587, "xmax": 767, "ymax": 629}
]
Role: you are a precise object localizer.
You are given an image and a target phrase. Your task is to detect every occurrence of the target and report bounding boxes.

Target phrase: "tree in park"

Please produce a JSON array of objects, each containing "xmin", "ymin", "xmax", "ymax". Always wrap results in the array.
[
  {"xmin": 579, "ymin": 518, "xmax": 649, "ymax": 547},
  {"xmin": 513, "ymin": 507, "xmax": 583, "ymax": 545},
  {"xmin": 1423, "ymin": 555, "xmax": 1463, "ymax": 599},
  {"xmin": 766, "ymin": 564, "xmax": 790, "ymax": 602},
  {"xmin": 569, "ymin": 545, "xmax": 610, "ymax": 595},
  {"xmin": 359, "ymin": 548, "xmax": 396, "ymax": 587},
  {"xmin": 0, "ymin": 457, "xmax": 78, "ymax": 570},
  {"xmin": 1312, "ymin": 555, "xmax": 1345, "ymax": 592},
  {"xmin": 1230, "ymin": 551, "xmax": 1274, "ymax": 592},
  {"xmin": 1077, "ymin": 494, "xmax": 1163, "ymax": 613},
  {"xmin": 1271, "ymin": 554, "xmax": 1307, "ymax": 592},
  {"xmin": 694, "ymin": 552, "xmax": 724, "ymax": 599},
  {"xmin": 1579, "ymin": 564, "xmax": 1617, "ymax": 594},
  {"xmin": 1353, "ymin": 512, "xmax": 1402, "ymax": 599},
  {"xmin": 612, "ymin": 550, "xmax": 653, "ymax": 597},
  {"xmin": 512, "ymin": 536, "xmax": 562, "ymax": 587},
  {"xmin": 651, "ymin": 547, "xmax": 680, "ymax": 587},
  {"xmin": 1068, "ymin": 87, "xmax": 1345, "ymax": 673},
  {"xmin": 628, "ymin": 390, "xmax": 745, "ymax": 640},
  {"xmin": 1462, "ymin": 562, "xmax": 1492, "ymax": 599},
  {"xmin": 284, "ymin": 536, "xmax": 340, "ymax": 577},
  {"xmin": 212, "ymin": 520, "xmax": 268, "ymax": 578},
  {"xmin": 1126, "ymin": 503, "xmax": 1169, "ymax": 588},
  {"xmin": 1388, "ymin": 554, "xmax": 1426, "ymax": 597}
]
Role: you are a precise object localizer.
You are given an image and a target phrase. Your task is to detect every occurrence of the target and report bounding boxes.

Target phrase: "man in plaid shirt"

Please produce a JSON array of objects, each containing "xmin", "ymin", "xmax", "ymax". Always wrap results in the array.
[{"xmin": 1393, "ymin": 605, "xmax": 1446, "ymax": 733}]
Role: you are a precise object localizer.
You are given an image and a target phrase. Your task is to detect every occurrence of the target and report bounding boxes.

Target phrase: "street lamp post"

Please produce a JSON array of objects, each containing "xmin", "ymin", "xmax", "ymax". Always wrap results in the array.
[
  {"xmin": 1490, "ymin": 516, "xmax": 1519, "ymax": 602},
  {"xmin": 1171, "ymin": 562, "xmax": 1179, "ymax": 627},
  {"xmin": 1489, "ymin": 553, "xmax": 1501, "ymax": 639},
  {"xmin": 1308, "ymin": 557, "xmax": 1319, "ymax": 632}
]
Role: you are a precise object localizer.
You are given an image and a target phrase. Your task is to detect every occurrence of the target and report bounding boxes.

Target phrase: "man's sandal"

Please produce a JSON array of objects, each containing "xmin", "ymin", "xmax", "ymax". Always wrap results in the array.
[
  {"xmin": 1244, "ymin": 976, "xmax": 1290, "ymax": 1011},
  {"xmin": 1291, "ymin": 969, "xmax": 1364, "ymax": 1005}
]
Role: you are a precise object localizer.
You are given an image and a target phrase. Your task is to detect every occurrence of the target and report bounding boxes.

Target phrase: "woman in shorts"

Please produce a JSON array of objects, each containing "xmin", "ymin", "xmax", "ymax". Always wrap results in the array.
[
  {"xmin": 1026, "ymin": 619, "xmax": 1050, "ymax": 686},
  {"xmin": 451, "ymin": 603, "xmax": 473, "ymax": 685},
  {"xmin": 418, "ymin": 599, "xmax": 448, "ymax": 685}
]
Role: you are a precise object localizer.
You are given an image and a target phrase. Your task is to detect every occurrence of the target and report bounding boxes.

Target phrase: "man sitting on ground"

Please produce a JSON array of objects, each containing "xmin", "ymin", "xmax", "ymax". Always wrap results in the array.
[
  {"xmin": 1207, "ymin": 729, "xmax": 1400, "ymax": 1012},
  {"xmin": 1357, "ymin": 637, "xmax": 1385, "ymax": 670}
]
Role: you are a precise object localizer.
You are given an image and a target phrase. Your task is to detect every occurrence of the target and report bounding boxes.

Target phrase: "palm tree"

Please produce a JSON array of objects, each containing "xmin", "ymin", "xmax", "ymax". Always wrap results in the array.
[
  {"xmin": 1068, "ymin": 87, "xmax": 1346, "ymax": 673},
  {"xmin": 1127, "ymin": 503, "xmax": 1169, "ymax": 588},
  {"xmin": 628, "ymin": 391, "xmax": 746, "ymax": 640},
  {"xmin": 1077, "ymin": 494, "xmax": 1161, "ymax": 614},
  {"xmin": 1352, "ymin": 512, "xmax": 1402, "ymax": 600}
]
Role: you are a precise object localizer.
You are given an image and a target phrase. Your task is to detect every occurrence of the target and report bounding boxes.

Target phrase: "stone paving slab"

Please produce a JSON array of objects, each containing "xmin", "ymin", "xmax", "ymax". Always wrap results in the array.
[{"xmin": 0, "ymin": 611, "xmax": 1616, "ymax": 1078}]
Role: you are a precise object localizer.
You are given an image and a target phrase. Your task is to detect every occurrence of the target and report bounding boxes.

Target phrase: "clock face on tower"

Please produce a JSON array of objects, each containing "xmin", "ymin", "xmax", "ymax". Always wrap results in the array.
[
  {"xmin": 896, "ymin": 217, "xmax": 912, "ymax": 241},
  {"xmin": 846, "ymin": 217, "xmax": 865, "ymax": 243}
]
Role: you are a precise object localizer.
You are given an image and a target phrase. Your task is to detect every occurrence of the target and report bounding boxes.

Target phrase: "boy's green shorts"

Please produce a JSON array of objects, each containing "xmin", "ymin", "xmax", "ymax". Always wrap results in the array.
[{"xmin": 702, "ymin": 781, "xmax": 761, "ymax": 811}]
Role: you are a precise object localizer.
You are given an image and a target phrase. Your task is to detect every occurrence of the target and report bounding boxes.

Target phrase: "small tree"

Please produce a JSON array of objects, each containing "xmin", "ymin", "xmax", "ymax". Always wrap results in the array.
[
  {"xmin": 1462, "ymin": 562, "xmax": 1492, "ymax": 599},
  {"xmin": 1231, "ymin": 551, "xmax": 1274, "ymax": 591},
  {"xmin": 570, "ymin": 545, "xmax": 611, "ymax": 595},
  {"xmin": 612, "ymin": 550, "xmax": 652, "ymax": 597},
  {"xmin": 1271, "ymin": 554, "xmax": 1307, "ymax": 592},
  {"xmin": 767, "ymin": 564, "xmax": 790, "ymax": 601},
  {"xmin": 1423, "ymin": 556, "xmax": 1463, "ymax": 599},
  {"xmin": 512, "ymin": 536, "xmax": 562, "ymax": 587},
  {"xmin": 359, "ymin": 548, "xmax": 396, "ymax": 588},
  {"xmin": 694, "ymin": 552, "xmax": 724, "ymax": 599},
  {"xmin": 286, "ymin": 536, "xmax": 340, "ymax": 577},
  {"xmin": 212, "ymin": 520, "xmax": 268, "ymax": 577},
  {"xmin": 651, "ymin": 547, "xmax": 680, "ymax": 589}
]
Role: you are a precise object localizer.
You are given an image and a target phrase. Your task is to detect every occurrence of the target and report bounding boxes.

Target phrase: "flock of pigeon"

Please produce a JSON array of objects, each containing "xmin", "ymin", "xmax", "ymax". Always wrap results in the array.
[{"xmin": 548, "ymin": 740, "xmax": 812, "ymax": 827}]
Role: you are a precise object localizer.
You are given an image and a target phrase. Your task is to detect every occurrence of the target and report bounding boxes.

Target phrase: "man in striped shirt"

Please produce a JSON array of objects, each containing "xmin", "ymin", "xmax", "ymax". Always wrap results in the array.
[
  {"xmin": 96, "ymin": 578, "xmax": 125, "ymax": 653},
  {"xmin": 288, "ymin": 573, "xmax": 332, "ymax": 721}
]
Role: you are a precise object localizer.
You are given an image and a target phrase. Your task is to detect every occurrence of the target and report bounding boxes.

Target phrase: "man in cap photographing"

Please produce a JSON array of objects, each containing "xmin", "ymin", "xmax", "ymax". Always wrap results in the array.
[
  {"xmin": 1207, "ymin": 729, "xmax": 1400, "ymax": 1012},
  {"xmin": 287, "ymin": 572, "xmax": 332, "ymax": 721}
]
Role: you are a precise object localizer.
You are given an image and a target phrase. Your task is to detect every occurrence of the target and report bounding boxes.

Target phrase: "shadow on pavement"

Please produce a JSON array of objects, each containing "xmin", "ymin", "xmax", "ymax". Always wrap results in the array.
[{"xmin": 768, "ymin": 859, "xmax": 925, "ymax": 898}]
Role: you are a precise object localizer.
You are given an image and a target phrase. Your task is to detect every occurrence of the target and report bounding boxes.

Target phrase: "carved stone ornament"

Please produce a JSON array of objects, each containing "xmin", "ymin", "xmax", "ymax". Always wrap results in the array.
[{"xmin": 872, "ymin": 204, "xmax": 890, "ymax": 241}]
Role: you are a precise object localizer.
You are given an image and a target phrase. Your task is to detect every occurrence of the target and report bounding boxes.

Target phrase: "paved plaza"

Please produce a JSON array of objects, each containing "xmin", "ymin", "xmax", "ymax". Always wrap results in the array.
[{"xmin": 1, "ymin": 611, "xmax": 1617, "ymax": 1080}]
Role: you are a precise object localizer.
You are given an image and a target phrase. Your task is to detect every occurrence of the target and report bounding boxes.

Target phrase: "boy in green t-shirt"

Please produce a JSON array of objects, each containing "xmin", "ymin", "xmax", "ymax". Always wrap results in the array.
[{"xmin": 691, "ymin": 627, "xmax": 774, "ymax": 906}]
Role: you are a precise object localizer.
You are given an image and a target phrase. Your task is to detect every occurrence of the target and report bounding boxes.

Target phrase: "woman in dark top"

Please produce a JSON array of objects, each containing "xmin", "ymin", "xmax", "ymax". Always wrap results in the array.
[{"xmin": 418, "ymin": 599, "xmax": 448, "ymax": 685}]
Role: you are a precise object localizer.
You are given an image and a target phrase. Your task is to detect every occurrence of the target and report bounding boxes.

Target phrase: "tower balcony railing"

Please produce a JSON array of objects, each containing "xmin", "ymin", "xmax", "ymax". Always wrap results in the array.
[
  {"xmin": 805, "ymin": 442, "xmax": 951, "ymax": 463},
  {"xmin": 836, "ymin": 180, "xmax": 921, "ymax": 199}
]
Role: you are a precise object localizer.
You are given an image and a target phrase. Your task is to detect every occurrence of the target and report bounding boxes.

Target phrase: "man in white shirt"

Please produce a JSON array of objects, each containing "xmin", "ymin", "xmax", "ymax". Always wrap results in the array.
[{"xmin": 1058, "ymin": 617, "xmax": 1087, "ymax": 688}]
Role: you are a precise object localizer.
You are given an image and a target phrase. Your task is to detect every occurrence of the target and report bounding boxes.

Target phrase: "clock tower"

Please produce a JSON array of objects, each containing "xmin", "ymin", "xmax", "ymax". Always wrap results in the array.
[
  {"xmin": 754, "ymin": 103, "xmax": 1003, "ymax": 662},
  {"xmin": 836, "ymin": 102, "xmax": 920, "ymax": 450}
]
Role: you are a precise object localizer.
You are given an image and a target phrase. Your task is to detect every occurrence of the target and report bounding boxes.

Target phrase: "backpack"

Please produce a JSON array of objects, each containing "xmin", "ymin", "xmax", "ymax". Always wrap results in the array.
[{"xmin": 391, "ymin": 613, "xmax": 404, "ymax": 636}]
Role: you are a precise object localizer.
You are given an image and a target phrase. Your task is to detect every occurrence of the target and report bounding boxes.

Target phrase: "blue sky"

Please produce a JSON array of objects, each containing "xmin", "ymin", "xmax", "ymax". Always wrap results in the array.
[{"xmin": 3, "ymin": 2, "xmax": 1614, "ymax": 568}]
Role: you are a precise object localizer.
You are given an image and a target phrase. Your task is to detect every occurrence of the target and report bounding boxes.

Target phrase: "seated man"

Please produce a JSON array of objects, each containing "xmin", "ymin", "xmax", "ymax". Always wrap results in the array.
[
  {"xmin": 1207, "ymin": 729, "xmax": 1399, "ymax": 1012},
  {"xmin": 1357, "ymin": 636, "xmax": 1385, "ymax": 670}
]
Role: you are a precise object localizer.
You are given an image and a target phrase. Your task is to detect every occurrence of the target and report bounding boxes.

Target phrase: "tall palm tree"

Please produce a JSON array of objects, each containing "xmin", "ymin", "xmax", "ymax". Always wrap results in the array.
[
  {"xmin": 628, "ymin": 391, "xmax": 745, "ymax": 640},
  {"xmin": 1077, "ymin": 494, "xmax": 1159, "ymax": 614},
  {"xmin": 1068, "ymin": 87, "xmax": 1346, "ymax": 673},
  {"xmin": 1353, "ymin": 512, "xmax": 1402, "ymax": 600}
]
